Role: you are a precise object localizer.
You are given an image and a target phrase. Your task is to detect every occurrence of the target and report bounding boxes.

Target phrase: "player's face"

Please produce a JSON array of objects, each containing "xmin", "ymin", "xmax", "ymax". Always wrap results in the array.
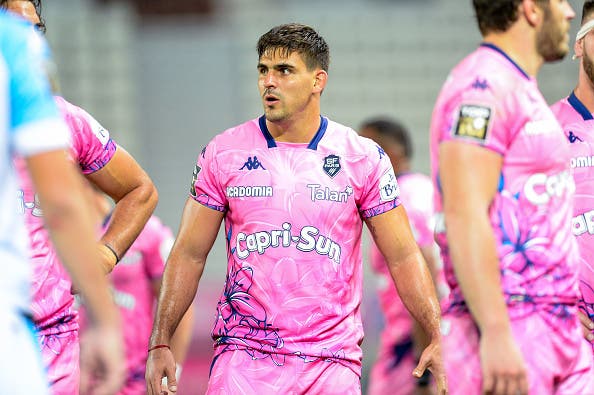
[
  {"xmin": 257, "ymin": 49, "xmax": 319, "ymax": 123},
  {"xmin": 5, "ymin": 1, "xmax": 42, "ymax": 30},
  {"xmin": 536, "ymin": 0, "xmax": 575, "ymax": 62}
]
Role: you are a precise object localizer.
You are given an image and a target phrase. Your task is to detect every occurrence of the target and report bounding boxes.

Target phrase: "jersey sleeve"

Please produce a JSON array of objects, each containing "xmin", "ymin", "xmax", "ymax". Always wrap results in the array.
[
  {"xmin": 4, "ymin": 20, "xmax": 70, "ymax": 156},
  {"xmin": 62, "ymin": 99, "xmax": 117, "ymax": 174},
  {"xmin": 358, "ymin": 139, "xmax": 401, "ymax": 218},
  {"xmin": 142, "ymin": 217, "xmax": 175, "ymax": 280},
  {"xmin": 437, "ymin": 77, "xmax": 511, "ymax": 155},
  {"xmin": 189, "ymin": 139, "xmax": 227, "ymax": 212}
]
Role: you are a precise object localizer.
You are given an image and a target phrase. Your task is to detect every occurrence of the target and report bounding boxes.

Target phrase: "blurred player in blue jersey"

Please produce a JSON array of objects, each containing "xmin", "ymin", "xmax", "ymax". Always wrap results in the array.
[{"xmin": 0, "ymin": 12, "xmax": 124, "ymax": 395}]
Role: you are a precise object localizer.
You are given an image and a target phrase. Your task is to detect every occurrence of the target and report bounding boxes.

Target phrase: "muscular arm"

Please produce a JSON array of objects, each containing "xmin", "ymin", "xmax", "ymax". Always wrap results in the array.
[
  {"xmin": 151, "ymin": 278, "xmax": 194, "ymax": 365},
  {"xmin": 86, "ymin": 146, "xmax": 158, "ymax": 271},
  {"xmin": 439, "ymin": 141, "xmax": 527, "ymax": 394},
  {"xmin": 146, "ymin": 198, "xmax": 223, "ymax": 395},
  {"xmin": 365, "ymin": 205, "xmax": 441, "ymax": 340},
  {"xmin": 439, "ymin": 141, "xmax": 508, "ymax": 333}
]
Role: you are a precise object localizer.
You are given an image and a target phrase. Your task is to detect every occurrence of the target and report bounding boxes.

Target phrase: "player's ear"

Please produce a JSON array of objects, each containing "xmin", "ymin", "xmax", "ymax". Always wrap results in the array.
[
  {"xmin": 574, "ymin": 37, "xmax": 584, "ymax": 59},
  {"xmin": 522, "ymin": 0, "xmax": 543, "ymax": 28},
  {"xmin": 313, "ymin": 70, "xmax": 328, "ymax": 94}
]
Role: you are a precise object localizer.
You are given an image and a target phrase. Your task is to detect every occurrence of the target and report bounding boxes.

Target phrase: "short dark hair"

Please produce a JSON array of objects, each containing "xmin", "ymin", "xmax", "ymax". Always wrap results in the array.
[
  {"xmin": 257, "ymin": 23, "xmax": 330, "ymax": 72},
  {"xmin": 360, "ymin": 117, "xmax": 413, "ymax": 159},
  {"xmin": 582, "ymin": 0, "xmax": 594, "ymax": 24},
  {"xmin": 472, "ymin": 0, "xmax": 547, "ymax": 36},
  {"xmin": 0, "ymin": 0, "xmax": 46, "ymax": 34}
]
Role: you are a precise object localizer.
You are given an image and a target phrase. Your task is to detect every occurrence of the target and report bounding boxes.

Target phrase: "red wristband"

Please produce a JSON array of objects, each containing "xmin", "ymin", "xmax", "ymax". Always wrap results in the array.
[{"xmin": 148, "ymin": 344, "xmax": 170, "ymax": 353}]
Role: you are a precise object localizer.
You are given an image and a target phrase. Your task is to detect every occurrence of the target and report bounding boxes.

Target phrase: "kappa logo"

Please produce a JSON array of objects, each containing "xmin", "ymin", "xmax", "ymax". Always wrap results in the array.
[
  {"xmin": 376, "ymin": 145, "xmax": 386, "ymax": 160},
  {"xmin": 240, "ymin": 156, "xmax": 266, "ymax": 171},
  {"xmin": 568, "ymin": 131, "xmax": 583, "ymax": 143},
  {"xmin": 323, "ymin": 155, "xmax": 341, "ymax": 178}
]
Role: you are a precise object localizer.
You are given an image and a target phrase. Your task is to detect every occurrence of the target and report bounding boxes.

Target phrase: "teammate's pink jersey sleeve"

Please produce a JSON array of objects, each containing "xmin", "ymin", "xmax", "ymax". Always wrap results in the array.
[{"xmin": 55, "ymin": 96, "xmax": 117, "ymax": 174}]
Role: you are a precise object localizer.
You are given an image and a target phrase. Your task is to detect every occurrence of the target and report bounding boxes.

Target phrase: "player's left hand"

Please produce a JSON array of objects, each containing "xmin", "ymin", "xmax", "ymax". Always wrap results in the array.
[{"xmin": 413, "ymin": 340, "xmax": 448, "ymax": 395}]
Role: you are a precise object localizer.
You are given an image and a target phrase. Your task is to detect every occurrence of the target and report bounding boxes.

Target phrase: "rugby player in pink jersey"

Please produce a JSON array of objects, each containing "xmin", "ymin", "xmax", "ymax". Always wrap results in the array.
[
  {"xmin": 77, "ymin": 192, "xmax": 194, "ymax": 395},
  {"xmin": 146, "ymin": 23, "xmax": 446, "ymax": 395},
  {"xmin": 551, "ymin": 0, "xmax": 594, "ymax": 352},
  {"xmin": 360, "ymin": 117, "xmax": 448, "ymax": 395},
  {"xmin": 431, "ymin": 1, "xmax": 594, "ymax": 394},
  {"xmin": 3, "ymin": 1, "xmax": 158, "ymax": 393}
]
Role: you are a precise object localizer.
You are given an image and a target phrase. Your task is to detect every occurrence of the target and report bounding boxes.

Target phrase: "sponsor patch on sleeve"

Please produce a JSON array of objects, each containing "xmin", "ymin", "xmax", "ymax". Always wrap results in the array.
[
  {"xmin": 454, "ymin": 105, "xmax": 491, "ymax": 141},
  {"xmin": 189, "ymin": 164, "xmax": 201, "ymax": 197},
  {"xmin": 379, "ymin": 169, "xmax": 400, "ymax": 202}
]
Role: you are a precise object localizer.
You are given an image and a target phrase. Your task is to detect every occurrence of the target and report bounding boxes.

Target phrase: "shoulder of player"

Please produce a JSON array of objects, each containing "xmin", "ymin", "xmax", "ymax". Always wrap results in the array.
[
  {"xmin": 320, "ymin": 119, "xmax": 375, "ymax": 157},
  {"xmin": 206, "ymin": 118, "xmax": 261, "ymax": 153}
]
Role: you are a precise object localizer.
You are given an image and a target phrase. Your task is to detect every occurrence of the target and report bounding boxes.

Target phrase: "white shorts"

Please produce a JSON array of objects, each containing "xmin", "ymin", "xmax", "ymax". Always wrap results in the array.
[{"xmin": 0, "ymin": 310, "xmax": 49, "ymax": 395}]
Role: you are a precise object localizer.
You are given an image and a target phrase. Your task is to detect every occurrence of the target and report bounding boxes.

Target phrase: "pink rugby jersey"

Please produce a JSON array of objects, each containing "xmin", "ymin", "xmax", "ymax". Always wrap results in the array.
[
  {"xmin": 15, "ymin": 95, "xmax": 116, "ymax": 334},
  {"xmin": 430, "ymin": 44, "xmax": 580, "ymax": 318},
  {"xmin": 551, "ymin": 94, "xmax": 594, "ymax": 331},
  {"xmin": 191, "ymin": 116, "xmax": 401, "ymax": 375},
  {"xmin": 369, "ymin": 172, "xmax": 437, "ymax": 352}
]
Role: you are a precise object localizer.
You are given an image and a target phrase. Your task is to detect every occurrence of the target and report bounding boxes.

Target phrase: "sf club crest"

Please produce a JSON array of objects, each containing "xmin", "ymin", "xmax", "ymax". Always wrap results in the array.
[{"xmin": 323, "ymin": 154, "xmax": 341, "ymax": 178}]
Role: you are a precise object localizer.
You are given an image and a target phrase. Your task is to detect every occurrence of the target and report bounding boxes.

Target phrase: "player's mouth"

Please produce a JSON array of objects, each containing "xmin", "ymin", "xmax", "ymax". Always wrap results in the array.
[{"xmin": 264, "ymin": 94, "xmax": 280, "ymax": 105}]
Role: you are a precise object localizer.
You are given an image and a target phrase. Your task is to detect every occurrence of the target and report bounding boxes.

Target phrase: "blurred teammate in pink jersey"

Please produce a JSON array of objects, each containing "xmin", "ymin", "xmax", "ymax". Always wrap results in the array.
[
  {"xmin": 360, "ymin": 117, "xmax": 448, "ymax": 395},
  {"xmin": 77, "ymin": 191, "xmax": 194, "ymax": 395},
  {"xmin": 3, "ymin": 1, "xmax": 159, "ymax": 394},
  {"xmin": 551, "ymin": 0, "xmax": 594, "ymax": 352},
  {"xmin": 431, "ymin": 1, "xmax": 594, "ymax": 394},
  {"xmin": 146, "ymin": 23, "xmax": 447, "ymax": 395}
]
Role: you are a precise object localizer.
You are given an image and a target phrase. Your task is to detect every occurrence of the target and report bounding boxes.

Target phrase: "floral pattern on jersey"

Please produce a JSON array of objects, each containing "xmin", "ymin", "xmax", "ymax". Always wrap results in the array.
[
  {"xmin": 213, "ymin": 227, "xmax": 285, "ymax": 365},
  {"xmin": 37, "ymin": 312, "xmax": 76, "ymax": 355},
  {"xmin": 493, "ymin": 190, "xmax": 552, "ymax": 276}
]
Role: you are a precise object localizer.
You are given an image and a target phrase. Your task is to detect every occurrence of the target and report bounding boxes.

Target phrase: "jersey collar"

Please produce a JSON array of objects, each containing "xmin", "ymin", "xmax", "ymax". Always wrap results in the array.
[
  {"xmin": 258, "ymin": 115, "xmax": 328, "ymax": 150},
  {"xmin": 567, "ymin": 91, "xmax": 594, "ymax": 121}
]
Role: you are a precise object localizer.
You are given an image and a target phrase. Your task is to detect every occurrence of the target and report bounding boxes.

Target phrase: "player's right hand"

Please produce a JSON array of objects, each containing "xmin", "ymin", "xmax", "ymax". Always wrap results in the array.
[
  {"xmin": 479, "ymin": 329, "xmax": 528, "ymax": 395},
  {"xmin": 146, "ymin": 347, "xmax": 178, "ymax": 395},
  {"xmin": 79, "ymin": 324, "xmax": 125, "ymax": 395},
  {"xmin": 579, "ymin": 310, "xmax": 594, "ymax": 342}
]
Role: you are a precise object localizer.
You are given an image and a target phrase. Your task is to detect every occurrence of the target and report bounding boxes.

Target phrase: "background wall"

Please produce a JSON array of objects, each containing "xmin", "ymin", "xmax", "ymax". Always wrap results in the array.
[{"xmin": 40, "ymin": 0, "xmax": 583, "ymax": 393}]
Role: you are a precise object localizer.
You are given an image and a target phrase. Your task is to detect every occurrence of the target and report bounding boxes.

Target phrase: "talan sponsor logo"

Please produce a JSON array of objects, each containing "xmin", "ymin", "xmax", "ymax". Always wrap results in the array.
[
  {"xmin": 236, "ymin": 222, "xmax": 341, "ymax": 264},
  {"xmin": 226, "ymin": 185, "xmax": 273, "ymax": 198},
  {"xmin": 307, "ymin": 184, "xmax": 353, "ymax": 203},
  {"xmin": 573, "ymin": 209, "xmax": 594, "ymax": 236},
  {"xmin": 570, "ymin": 155, "xmax": 594, "ymax": 168}
]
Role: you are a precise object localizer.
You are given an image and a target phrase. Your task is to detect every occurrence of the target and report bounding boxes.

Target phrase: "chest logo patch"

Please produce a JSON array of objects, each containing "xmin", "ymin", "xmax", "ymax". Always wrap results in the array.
[{"xmin": 323, "ymin": 154, "xmax": 341, "ymax": 178}]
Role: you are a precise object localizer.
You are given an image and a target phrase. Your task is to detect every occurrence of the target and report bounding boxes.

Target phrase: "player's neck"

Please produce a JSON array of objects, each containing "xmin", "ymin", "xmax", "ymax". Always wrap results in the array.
[
  {"xmin": 266, "ymin": 110, "xmax": 322, "ymax": 144},
  {"xmin": 482, "ymin": 29, "xmax": 542, "ymax": 77},
  {"xmin": 574, "ymin": 76, "xmax": 594, "ymax": 114}
]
